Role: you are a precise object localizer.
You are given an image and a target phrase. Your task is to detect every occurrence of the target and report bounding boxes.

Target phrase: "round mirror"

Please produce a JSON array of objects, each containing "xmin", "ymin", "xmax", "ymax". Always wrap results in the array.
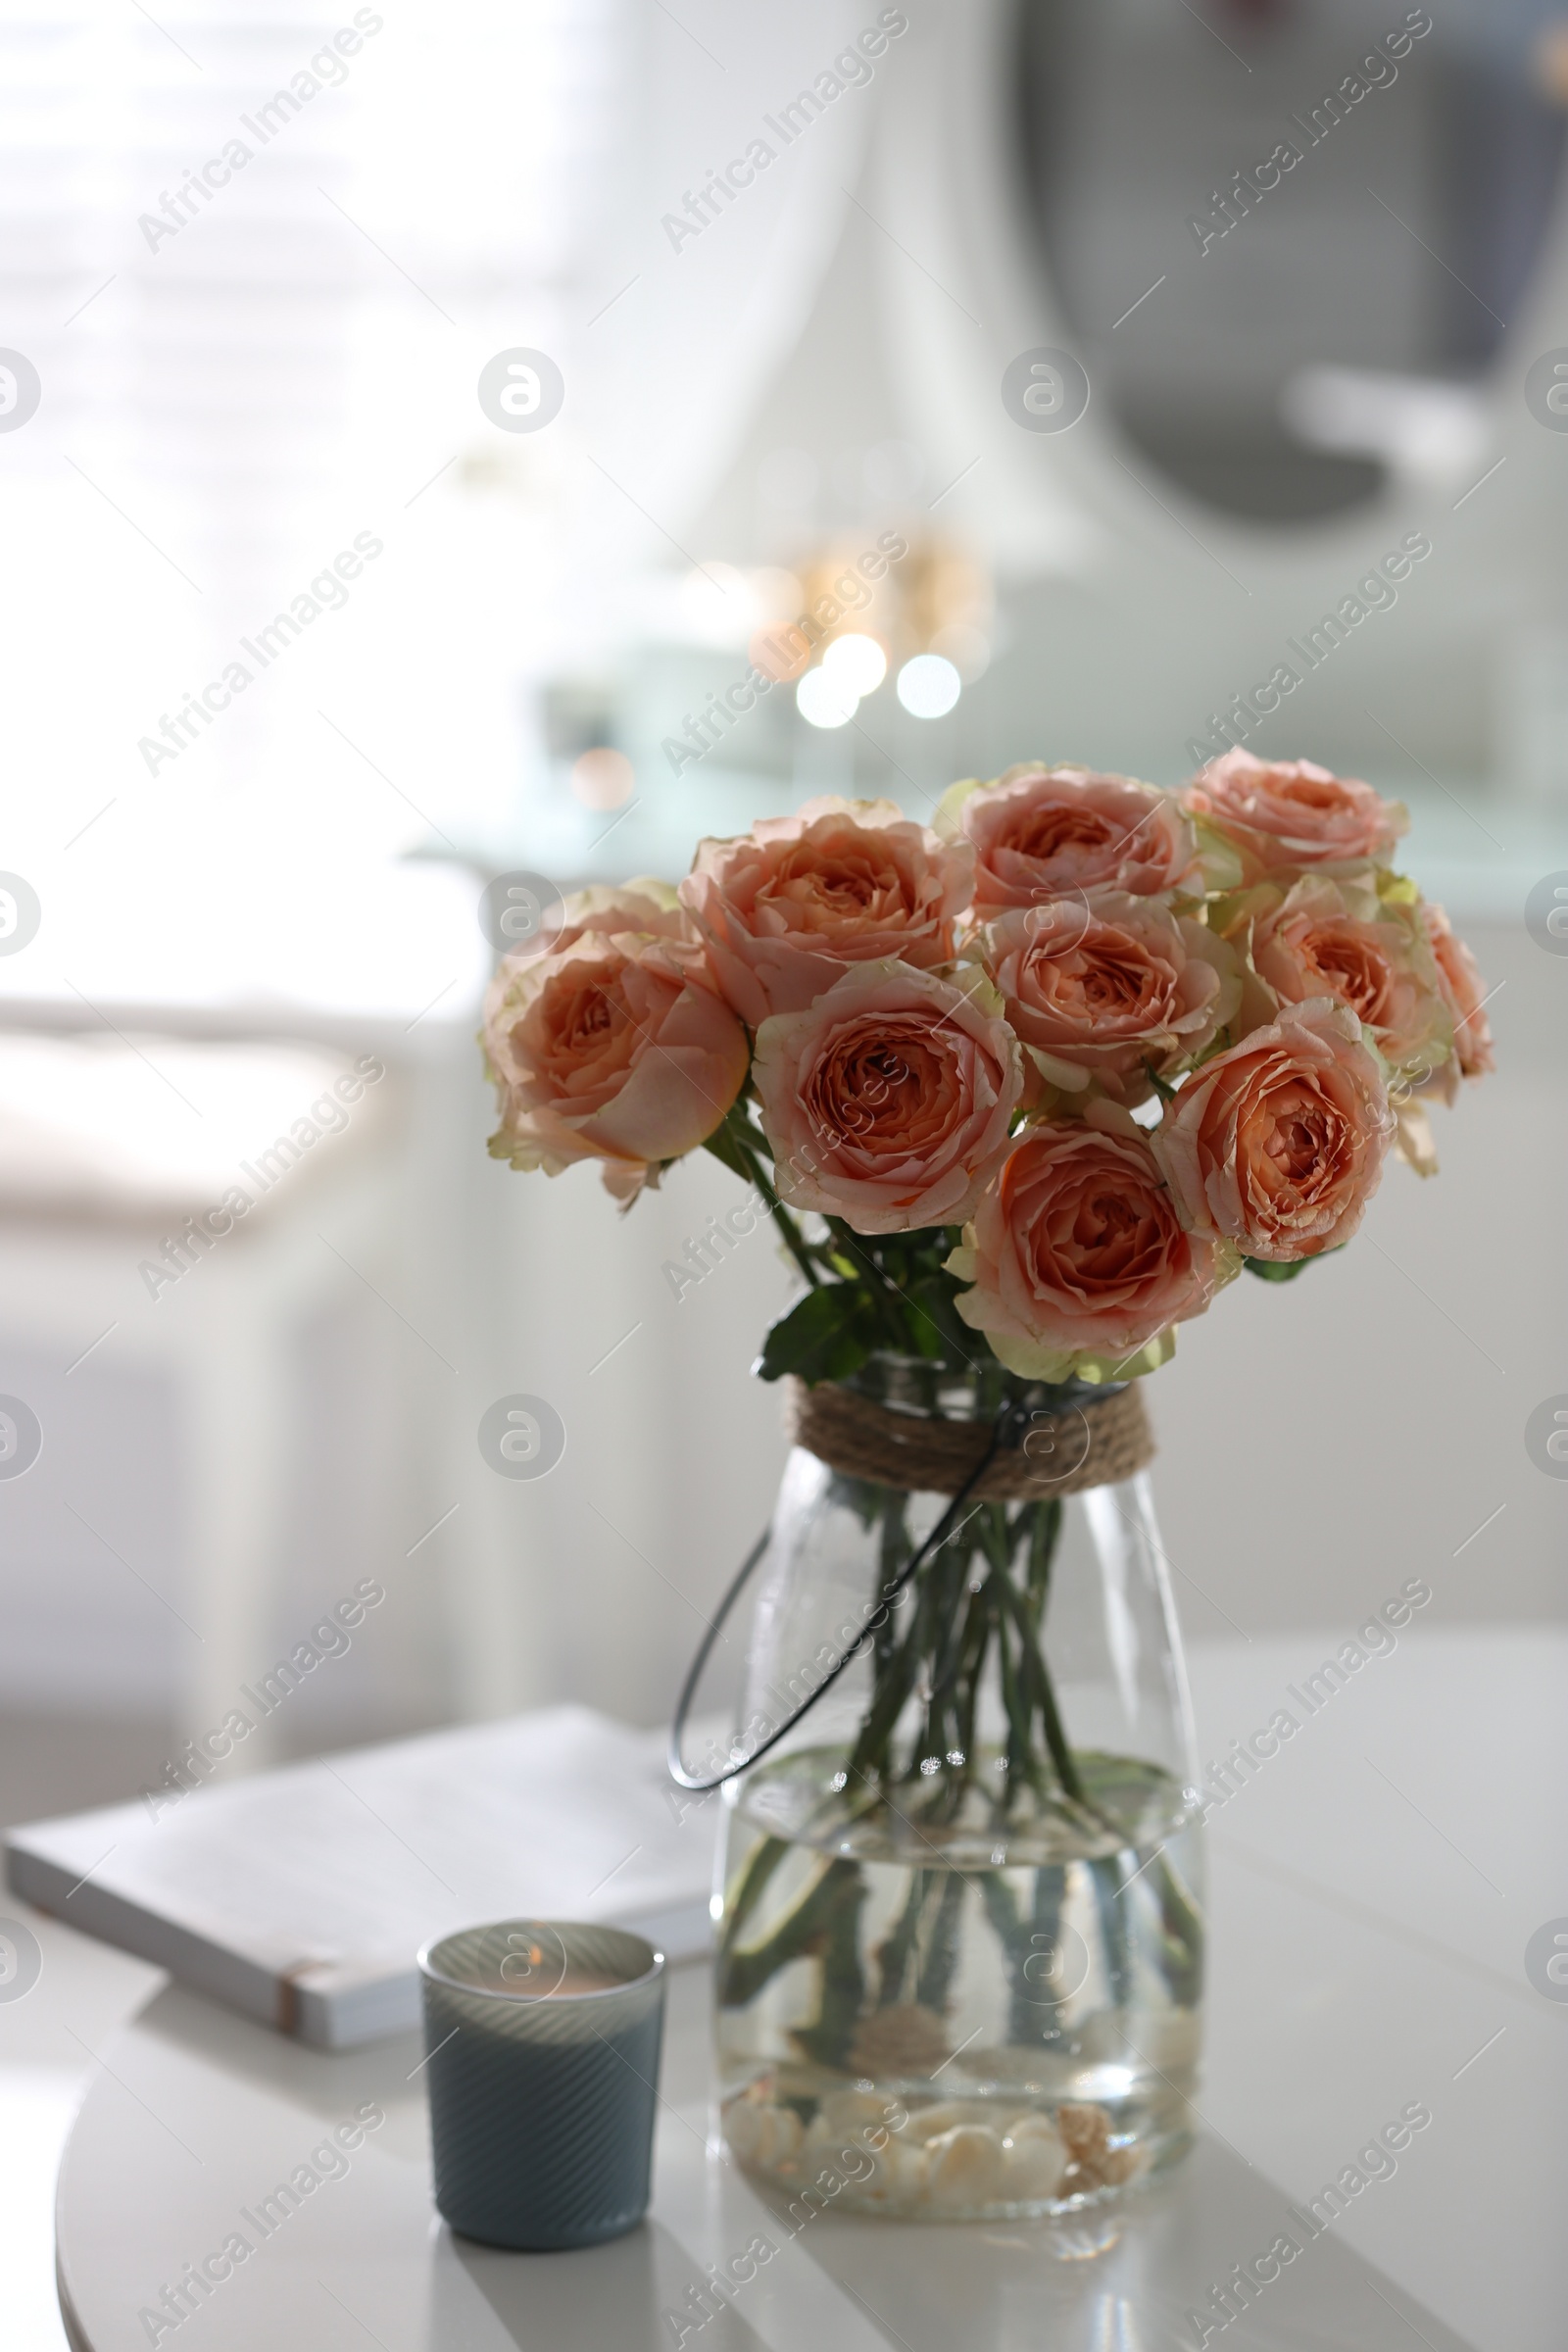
[{"xmin": 1018, "ymin": 0, "xmax": 1568, "ymax": 521}]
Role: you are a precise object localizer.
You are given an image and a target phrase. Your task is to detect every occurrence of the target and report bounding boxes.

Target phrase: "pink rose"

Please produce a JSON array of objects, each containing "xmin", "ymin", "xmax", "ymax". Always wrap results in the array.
[
  {"xmin": 955, "ymin": 763, "xmax": 1201, "ymax": 909},
  {"xmin": 490, "ymin": 878, "xmax": 686, "ymax": 967},
  {"xmin": 1423, "ymin": 904, "xmax": 1495, "ymax": 1096},
  {"xmin": 977, "ymin": 895, "xmax": 1240, "ymax": 1101},
  {"xmin": 1154, "ymin": 999, "xmax": 1392, "ymax": 1262},
  {"xmin": 1245, "ymin": 875, "xmax": 1451, "ymax": 1078},
  {"xmin": 1185, "ymin": 749, "xmax": 1406, "ymax": 877},
  {"xmin": 753, "ymin": 960, "xmax": 1022, "ymax": 1235},
  {"xmin": 484, "ymin": 917, "xmax": 750, "ymax": 1201},
  {"xmin": 680, "ymin": 798, "xmax": 974, "ymax": 1027},
  {"xmin": 548, "ymin": 878, "xmax": 687, "ymax": 953},
  {"xmin": 948, "ymin": 1104, "xmax": 1227, "ymax": 1381}
]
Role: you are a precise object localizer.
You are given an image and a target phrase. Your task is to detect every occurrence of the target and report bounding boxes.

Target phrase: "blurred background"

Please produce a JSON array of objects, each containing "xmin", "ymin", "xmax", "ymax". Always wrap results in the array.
[{"xmin": 0, "ymin": 0, "xmax": 1563, "ymax": 1830}]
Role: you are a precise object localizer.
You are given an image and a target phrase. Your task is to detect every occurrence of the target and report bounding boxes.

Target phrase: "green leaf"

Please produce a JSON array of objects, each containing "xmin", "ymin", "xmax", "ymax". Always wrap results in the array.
[
  {"xmin": 905, "ymin": 1272, "xmax": 972, "ymax": 1364},
  {"xmin": 754, "ymin": 1283, "xmax": 879, "ymax": 1384},
  {"xmin": 1243, "ymin": 1253, "xmax": 1316, "ymax": 1282},
  {"xmin": 1243, "ymin": 1243, "xmax": 1348, "ymax": 1283}
]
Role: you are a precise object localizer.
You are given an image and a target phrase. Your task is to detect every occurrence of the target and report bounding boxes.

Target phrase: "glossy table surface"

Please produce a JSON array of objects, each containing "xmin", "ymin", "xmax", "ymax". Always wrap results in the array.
[
  {"xmin": 22, "ymin": 1630, "xmax": 1568, "ymax": 2351},
  {"xmin": 54, "ymin": 1968, "xmax": 1467, "ymax": 2352}
]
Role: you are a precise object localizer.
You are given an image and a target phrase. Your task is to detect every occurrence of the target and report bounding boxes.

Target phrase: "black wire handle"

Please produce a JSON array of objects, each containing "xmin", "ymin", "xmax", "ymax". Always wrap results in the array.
[{"xmin": 667, "ymin": 1396, "xmax": 1033, "ymax": 1792}]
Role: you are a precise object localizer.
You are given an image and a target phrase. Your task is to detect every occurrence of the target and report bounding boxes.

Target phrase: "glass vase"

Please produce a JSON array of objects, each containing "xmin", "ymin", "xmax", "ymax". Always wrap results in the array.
[{"xmin": 712, "ymin": 1355, "xmax": 1203, "ymax": 2223}]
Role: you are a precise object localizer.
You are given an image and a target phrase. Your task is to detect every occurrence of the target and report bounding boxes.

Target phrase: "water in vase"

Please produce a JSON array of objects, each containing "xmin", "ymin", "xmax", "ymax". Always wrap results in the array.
[{"xmin": 715, "ymin": 1742, "xmax": 1203, "ymax": 2223}]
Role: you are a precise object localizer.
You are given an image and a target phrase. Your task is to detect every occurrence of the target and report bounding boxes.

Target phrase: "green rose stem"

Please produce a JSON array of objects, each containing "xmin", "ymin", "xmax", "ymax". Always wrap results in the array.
[
  {"xmin": 995, "ymin": 1602, "xmax": 1035, "ymax": 1799},
  {"xmin": 716, "ymin": 1832, "xmax": 791, "ymax": 1968},
  {"xmin": 915, "ymin": 1871, "xmax": 965, "ymax": 2014},
  {"xmin": 1087, "ymin": 1855, "xmax": 1136, "ymax": 2008},
  {"xmin": 1151, "ymin": 1854, "xmax": 1205, "ymax": 2007},
  {"xmin": 945, "ymin": 1576, "xmax": 994, "ymax": 1812},
  {"xmin": 873, "ymin": 1872, "xmax": 931, "ymax": 2007},
  {"xmin": 791, "ymin": 1864, "xmax": 869, "ymax": 2070},
  {"xmin": 992, "ymin": 1571, "xmax": 1087, "ymax": 1814},
  {"xmin": 1027, "ymin": 1497, "xmax": 1063, "ymax": 1608},
  {"xmin": 706, "ymin": 1108, "xmax": 820, "ymax": 1291},
  {"xmin": 912, "ymin": 1527, "xmax": 984, "ymax": 1798},
  {"xmin": 970, "ymin": 1505, "xmax": 1039, "ymax": 1806},
  {"xmin": 982, "ymin": 1870, "xmax": 1069, "ymax": 2048},
  {"xmin": 870, "ymin": 1869, "xmax": 965, "ymax": 2017}
]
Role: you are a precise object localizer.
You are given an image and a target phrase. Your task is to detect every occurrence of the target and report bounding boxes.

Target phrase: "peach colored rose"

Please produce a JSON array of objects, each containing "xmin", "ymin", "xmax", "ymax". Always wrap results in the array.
[
  {"xmin": 948, "ymin": 1102, "xmax": 1229, "ymax": 1382},
  {"xmin": 680, "ymin": 798, "xmax": 974, "ymax": 1027},
  {"xmin": 753, "ymin": 960, "xmax": 1022, "ymax": 1235},
  {"xmin": 1423, "ymin": 903, "xmax": 1495, "ymax": 1097},
  {"xmin": 1184, "ymin": 749, "xmax": 1406, "ymax": 877},
  {"xmin": 1245, "ymin": 875, "xmax": 1451, "ymax": 1079},
  {"xmin": 549, "ymin": 878, "xmax": 686, "ymax": 952},
  {"xmin": 489, "ymin": 878, "xmax": 685, "ymax": 967},
  {"xmin": 977, "ymin": 896, "xmax": 1241, "ymax": 1101},
  {"xmin": 1153, "ymin": 999, "xmax": 1392, "ymax": 1262},
  {"xmin": 951, "ymin": 764, "xmax": 1201, "ymax": 909},
  {"xmin": 484, "ymin": 919, "xmax": 749, "ymax": 1201}
]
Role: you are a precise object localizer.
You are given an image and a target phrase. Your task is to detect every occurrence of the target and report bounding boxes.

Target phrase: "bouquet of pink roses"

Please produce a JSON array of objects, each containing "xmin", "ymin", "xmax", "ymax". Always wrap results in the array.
[
  {"xmin": 484, "ymin": 753, "xmax": 1494, "ymax": 2211},
  {"xmin": 482, "ymin": 750, "xmax": 1493, "ymax": 1390}
]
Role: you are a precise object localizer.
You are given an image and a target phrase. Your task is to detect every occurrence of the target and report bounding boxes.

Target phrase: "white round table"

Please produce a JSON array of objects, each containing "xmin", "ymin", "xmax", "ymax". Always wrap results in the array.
[
  {"xmin": 52, "ymin": 1964, "xmax": 1465, "ymax": 2352},
  {"xmin": 51, "ymin": 1634, "xmax": 1566, "ymax": 2349}
]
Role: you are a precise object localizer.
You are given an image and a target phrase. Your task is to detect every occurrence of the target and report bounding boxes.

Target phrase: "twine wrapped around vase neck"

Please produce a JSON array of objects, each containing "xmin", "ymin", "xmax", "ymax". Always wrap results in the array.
[{"xmin": 785, "ymin": 1374, "xmax": 1154, "ymax": 1499}]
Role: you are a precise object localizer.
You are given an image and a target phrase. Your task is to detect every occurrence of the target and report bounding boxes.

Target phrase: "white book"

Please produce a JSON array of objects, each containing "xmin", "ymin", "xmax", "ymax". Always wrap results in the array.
[{"xmin": 4, "ymin": 1706, "xmax": 720, "ymax": 2047}]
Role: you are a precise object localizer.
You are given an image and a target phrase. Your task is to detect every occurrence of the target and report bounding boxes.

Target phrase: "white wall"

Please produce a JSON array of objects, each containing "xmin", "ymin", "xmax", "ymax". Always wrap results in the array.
[{"xmin": 1153, "ymin": 922, "xmax": 1565, "ymax": 1642}]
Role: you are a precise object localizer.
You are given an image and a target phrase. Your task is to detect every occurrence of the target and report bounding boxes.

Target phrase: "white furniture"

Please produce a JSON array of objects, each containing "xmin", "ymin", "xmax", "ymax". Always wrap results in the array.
[
  {"xmin": 0, "ymin": 1034, "xmax": 402, "ymax": 1746},
  {"xmin": 0, "ymin": 857, "xmax": 507, "ymax": 1740},
  {"xmin": 16, "ymin": 1631, "xmax": 1565, "ymax": 2352}
]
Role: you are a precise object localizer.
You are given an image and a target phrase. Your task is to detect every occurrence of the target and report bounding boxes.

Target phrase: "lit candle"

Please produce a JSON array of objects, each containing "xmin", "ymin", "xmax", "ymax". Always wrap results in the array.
[{"xmin": 418, "ymin": 1919, "xmax": 666, "ymax": 2250}]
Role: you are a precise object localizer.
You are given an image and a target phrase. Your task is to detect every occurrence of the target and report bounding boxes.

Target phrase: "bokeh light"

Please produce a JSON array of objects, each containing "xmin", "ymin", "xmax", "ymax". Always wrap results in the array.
[
  {"xmin": 822, "ymin": 633, "xmax": 889, "ymax": 696},
  {"xmin": 896, "ymin": 654, "xmax": 961, "ymax": 718},
  {"xmin": 796, "ymin": 668, "xmax": 858, "ymax": 728},
  {"xmin": 570, "ymin": 748, "xmax": 635, "ymax": 808}
]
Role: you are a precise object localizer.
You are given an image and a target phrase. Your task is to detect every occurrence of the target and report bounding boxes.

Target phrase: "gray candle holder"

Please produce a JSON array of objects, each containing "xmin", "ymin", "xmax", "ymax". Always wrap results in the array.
[{"xmin": 417, "ymin": 1918, "xmax": 666, "ymax": 2251}]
